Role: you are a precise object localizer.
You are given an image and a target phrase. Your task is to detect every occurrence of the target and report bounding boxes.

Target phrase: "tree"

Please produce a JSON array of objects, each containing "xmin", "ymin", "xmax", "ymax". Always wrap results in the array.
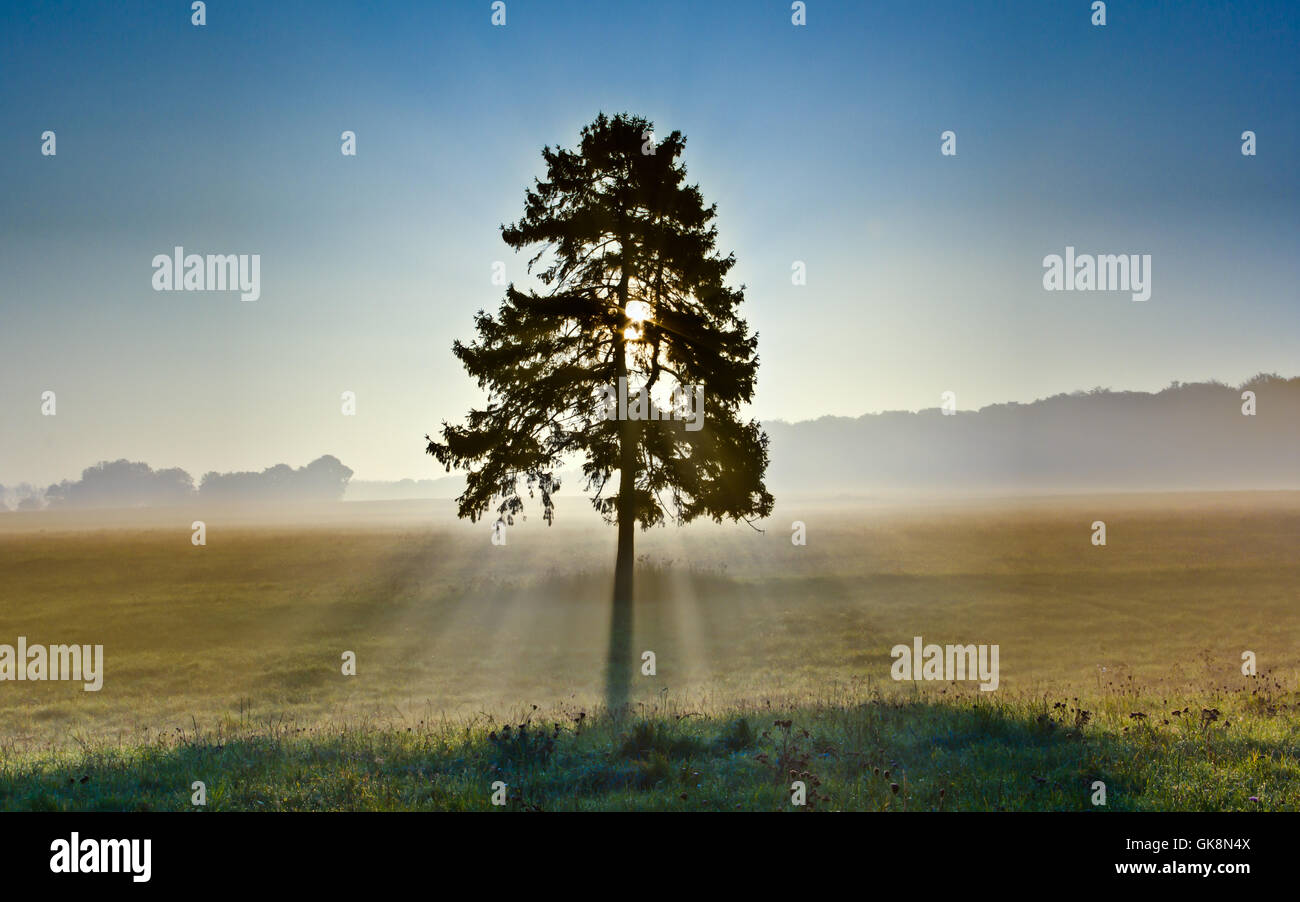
[
  {"xmin": 426, "ymin": 112, "xmax": 773, "ymax": 705},
  {"xmin": 198, "ymin": 455, "xmax": 353, "ymax": 502},
  {"xmin": 44, "ymin": 459, "xmax": 196, "ymax": 509}
]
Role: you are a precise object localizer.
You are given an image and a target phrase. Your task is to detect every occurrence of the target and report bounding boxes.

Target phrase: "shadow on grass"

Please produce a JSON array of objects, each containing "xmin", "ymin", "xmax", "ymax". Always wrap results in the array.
[{"xmin": 3, "ymin": 692, "xmax": 1294, "ymax": 811}]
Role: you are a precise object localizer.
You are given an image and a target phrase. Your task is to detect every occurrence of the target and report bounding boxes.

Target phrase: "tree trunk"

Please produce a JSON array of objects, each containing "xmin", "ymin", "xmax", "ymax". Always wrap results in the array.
[
  {"xmin": 605, "ymin": 272, "xmax": 636, "ymax": 712},
  {"xmin": 605, "ymin": 416, "xmax": 635, "ymax": 712},
  {"xmin": 614, "ymin": 398, "xmax": 636, "ymax": 604}
]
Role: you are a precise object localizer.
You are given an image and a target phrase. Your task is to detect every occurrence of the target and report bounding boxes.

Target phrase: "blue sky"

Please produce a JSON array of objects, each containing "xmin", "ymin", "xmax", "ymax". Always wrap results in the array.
[{"xmin": 1, "ymin": 0, "xmax": 1296, "ymax": 483}]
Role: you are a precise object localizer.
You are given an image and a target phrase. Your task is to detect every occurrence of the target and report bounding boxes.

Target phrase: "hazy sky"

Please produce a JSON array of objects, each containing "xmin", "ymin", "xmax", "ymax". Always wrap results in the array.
[{"xmin": 1, "ymin": 0, "xmax": 1296, "ymax": 484}]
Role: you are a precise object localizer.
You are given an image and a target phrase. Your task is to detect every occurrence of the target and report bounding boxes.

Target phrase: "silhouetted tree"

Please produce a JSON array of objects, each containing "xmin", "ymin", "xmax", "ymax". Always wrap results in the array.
[
  {"xmin": 427, "ymin": 113, "xmax": 772, "ymax": 705},
  {"xmin": 45, "ymin": 459, "xmax": 195, "ymax": 508},
  {"xmin": 198, "ymin": 455, "xmax": 353, "ymax": 502}
]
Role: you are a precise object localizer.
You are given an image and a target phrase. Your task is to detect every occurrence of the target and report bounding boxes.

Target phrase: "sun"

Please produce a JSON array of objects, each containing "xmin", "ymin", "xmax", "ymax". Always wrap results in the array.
[{"xmin": 624, "ymin": 301, "xmax": 652, "ymax": 340}]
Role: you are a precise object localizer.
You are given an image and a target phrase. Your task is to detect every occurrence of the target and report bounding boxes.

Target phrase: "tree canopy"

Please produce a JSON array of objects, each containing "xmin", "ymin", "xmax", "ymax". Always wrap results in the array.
[{"xmin": 427, "ymin": 112, "xmax": 773, "ymax": 544}]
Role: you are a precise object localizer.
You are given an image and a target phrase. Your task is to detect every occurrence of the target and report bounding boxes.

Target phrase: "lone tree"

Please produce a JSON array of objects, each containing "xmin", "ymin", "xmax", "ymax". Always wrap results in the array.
[{"xmin": 426, "ymin": 112, "xmax": 772, "ymax": 704}]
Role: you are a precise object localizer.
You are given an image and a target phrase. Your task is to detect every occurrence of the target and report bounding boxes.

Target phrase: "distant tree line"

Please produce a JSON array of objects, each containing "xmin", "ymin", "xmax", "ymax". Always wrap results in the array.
[
  {"xmin": 764, "ymin": 374, "xmax": 1300, "ymax": 493},
  {"xmin": 3, "ymin": 455, "xmax": 353, "ymax": 510}
]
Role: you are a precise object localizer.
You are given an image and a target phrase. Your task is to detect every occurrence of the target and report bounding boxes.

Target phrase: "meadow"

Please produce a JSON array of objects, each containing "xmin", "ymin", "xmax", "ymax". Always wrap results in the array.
[{"xmin": 1, "ymin": 491, "xmax": 1297, "ymax": 810}]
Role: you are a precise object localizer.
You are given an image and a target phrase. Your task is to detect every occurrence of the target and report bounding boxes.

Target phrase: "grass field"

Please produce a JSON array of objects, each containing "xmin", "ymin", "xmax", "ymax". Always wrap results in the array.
[{"xmin": 2, "ymin": 492, "xmax": 1298, "ymax": 810}]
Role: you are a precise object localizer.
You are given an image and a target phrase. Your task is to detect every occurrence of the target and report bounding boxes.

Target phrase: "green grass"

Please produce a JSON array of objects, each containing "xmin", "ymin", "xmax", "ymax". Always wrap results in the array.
[{"xmin": 3, "ymin": 681, "xmax": 1298, "ymax": 811}]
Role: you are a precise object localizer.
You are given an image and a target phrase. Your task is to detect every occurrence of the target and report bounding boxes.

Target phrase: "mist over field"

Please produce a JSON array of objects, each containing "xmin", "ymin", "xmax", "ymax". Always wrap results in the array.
[
  {"xmin": 6, "ymin": 375, "xmax": 1297, "ymax": 511},
  {"xmin": 1, "ymin": 488, "xmax": 1296, "ymax": 734}
]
